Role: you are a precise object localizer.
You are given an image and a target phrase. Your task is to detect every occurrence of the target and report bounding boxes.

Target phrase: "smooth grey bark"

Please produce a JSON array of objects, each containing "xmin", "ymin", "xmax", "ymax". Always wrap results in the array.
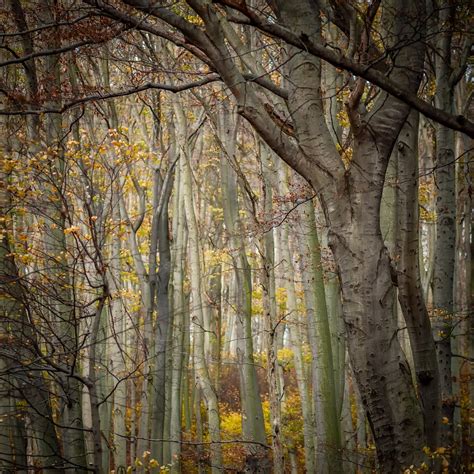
[
  {"xmin": 395, "ymin": 111, "xmax": 441, "ymax": 450},
  {"xmin": 108, "ymin": 181, "xmax": 127, "ymax": 471},
  {"xmin": 296, "ymin": 200, "xmax": 341, "ymax": 472},
  {"xmin": 159, "ymin": 1, "xmax": 426, "ymax": 467},
  {"xmin": 325, "ymin": 270, "xmax": 345, "ymax": 419},
  {"xmin": 150, "ymin": 165, "xmax": 173, "ymax": 462},
  {"xmin": 202, "ymin": 1, "xmax": 426, "ymax": 467},
  {"xmin": 100, "ymin": 0, "xmax": 429, "ymax": 467},
  {"xmin": 37, "ymin": 3, "xmax": 87, "ymax": 468},
  {"xmin": 86, "ymin": 294, "xmax": 108, "ymax": 474},
  {"xmin": 118, "ymin": 95, "xmax": 175, "ymax": 462},
  {"xmin": 278, "ymin": 213, "xmax": 316, "ymax": 473},
  {"xmin": 169, "ymin": 159, "xmax": 186, "ymax": 472},
  {"xmin": 217, "ymin": 104, "xmax": 268, "ymax": 469},
  {"xmin": 0, "ymin": 105, "xmax": 63, "ymax": 473},
  {"xmin": 147, "ymin": 94, "xmax": 174, "ymax": 465},
  {"xmin": 93, "ymin": 58, "xmax": 128, "ymax": 472},
  {"xmin": 246, "ymin": 142, "xmax": 285, "ymax": 474},
  {"xmin": 431, "ymin": 1, "xmax": 459, "ymax": 446},
  {"xmin": 0, "ymin": 42, "xmax": 29, "ymax": 474},
  {"xmin": 175, "ymin": 98, "xmax": 223, "ymax": 473},
  {"xmin": 454, "ymin": 87, "xmax": 473, "ymax": 469},
  {"xmin": 0, "ymin": 358, "xmax": 27, "ymax": 474},
  {"xmin": 120, "ymin": 180, "xmax": 153, "ymax": 458}
]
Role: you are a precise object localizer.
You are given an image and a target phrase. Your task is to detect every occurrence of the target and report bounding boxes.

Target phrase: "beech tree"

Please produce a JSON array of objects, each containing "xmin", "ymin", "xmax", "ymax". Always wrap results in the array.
[{"xmin": 0, "ymin": 0, "xmax": 472, "ymax": 473}]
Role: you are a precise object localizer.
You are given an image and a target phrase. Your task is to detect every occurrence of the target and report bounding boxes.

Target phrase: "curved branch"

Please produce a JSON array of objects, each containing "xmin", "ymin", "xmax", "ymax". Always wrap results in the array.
[{"xmin": 219, "ymin": 1, "xmax": 474, "ymax": 137}]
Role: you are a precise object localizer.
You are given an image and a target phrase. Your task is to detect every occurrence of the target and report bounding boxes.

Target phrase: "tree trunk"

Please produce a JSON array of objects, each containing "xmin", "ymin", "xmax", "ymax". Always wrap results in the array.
[
  {"xmin": 395, "ymin": 111, "xmax": 441, "ymax": 450},
  {"xmin": 0, "ymin": 162, "xmax": 64, "ymax": 473},
  {"xmin": 297, "ymin": 200, "xmax": 341, "ymax": 472},
  {"xmin": 169, "ymin": 158, "xmax": 186, "ymax": 472},
  {"xmin": 329, "ymin": 177, "xmax": 425, "ymax": 471},
  {"xmin": 176, "ymin": 100, "xmax": 222, "ymax": 473},
  {"xmin": 38, "ymin": 3, "xmax": 87, "ymax": 468},
  {"xmin": 279, "ymin": 218, "xmax": 316, "ymax": 473},
  {"xmin": 218, "ymin": 105, "xmax": 268, "ymax": 470},
  {"xmin": 150, "ymin": 167, "xmax": 173, "ymax": 462},
  {"xmin": 432, "ymin": 1, "xmax": 457, "ymax": 447},
  {"xmin": 257, "ymin": 144, "xmax": 286, "ymax": 474}
]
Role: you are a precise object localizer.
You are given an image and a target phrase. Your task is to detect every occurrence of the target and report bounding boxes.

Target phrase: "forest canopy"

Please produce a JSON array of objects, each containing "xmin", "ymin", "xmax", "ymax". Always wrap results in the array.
[{"xmin": 0, "ymin": 1, "xmax": 472, "ymax": 473}]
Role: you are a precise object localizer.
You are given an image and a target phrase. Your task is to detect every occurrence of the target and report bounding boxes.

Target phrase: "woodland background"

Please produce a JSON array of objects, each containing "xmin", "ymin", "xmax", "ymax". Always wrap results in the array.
[{"xmin": 0, "ymin": 1, "xmax": 472, "ymax": 473}]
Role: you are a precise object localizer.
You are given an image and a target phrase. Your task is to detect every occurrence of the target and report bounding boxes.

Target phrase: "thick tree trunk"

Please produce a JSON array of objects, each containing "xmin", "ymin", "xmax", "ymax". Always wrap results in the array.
[
  {"xmin": 329, "ymin": 193, "xmax": 425, "ymax": 471},
  {"xmin": 165, "ymin": 0, "xmax": 425, "ymax": 466}
]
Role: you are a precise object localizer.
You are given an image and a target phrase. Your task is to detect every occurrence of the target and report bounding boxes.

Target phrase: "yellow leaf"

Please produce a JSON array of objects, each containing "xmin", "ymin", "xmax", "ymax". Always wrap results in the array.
[{"xmin": 64, "ymin": 226, "xmax": 81, "ymax": 235}]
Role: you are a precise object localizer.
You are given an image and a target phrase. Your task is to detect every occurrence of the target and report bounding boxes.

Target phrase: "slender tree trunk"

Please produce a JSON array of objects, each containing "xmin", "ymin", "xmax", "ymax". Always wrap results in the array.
[
  {"xmin": 218, "ymin": 105, "xmax": 268, "ymax": 470},
  {"xmin": 257, "ymin": 146, "xmax": 284, "ymax": 474},
  {"xmin": 87, "ymin": 295, "xmax": 108, "ymax": 474},
  {"xmin": 432, "ymin": 1, "xmax": 457, "ymax": 447},
  {"xmin": 279, "ymin": 219, "xmax": 316, "ymax": 473},
  {"xmin": 297, "ymin": 200, "xmax": 342, "ymax": 472},
  {"xmin": 0, "ymin": 163, "xmax": 64, "ymax": 472},
  {"xmin": 395, "ymin": 111, "xmax": 441, "ymax": 450},
  {"xmin": 169, "ymin": 159, "xmax": 187, "ymax": 472},
  {"xmin": 454, "ymin": 91, "xmax": 472, "ymax": 470},
  {"xmin": 175, "ymin": 100, "xmax": 222, "ymax": 473},
  {"xmin": 150, "ymin": 168, "xmax": 173, "ymax": 462},
  {"xmin": 109, "ymin": 182, "xmax": 128, "ymax": 470}
]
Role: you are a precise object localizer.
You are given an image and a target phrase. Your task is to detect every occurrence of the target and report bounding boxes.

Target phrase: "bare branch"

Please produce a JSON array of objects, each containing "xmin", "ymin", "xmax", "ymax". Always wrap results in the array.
[{"xmin": 0, "ymin": 74, "xmax": 221, "ymax": 115}]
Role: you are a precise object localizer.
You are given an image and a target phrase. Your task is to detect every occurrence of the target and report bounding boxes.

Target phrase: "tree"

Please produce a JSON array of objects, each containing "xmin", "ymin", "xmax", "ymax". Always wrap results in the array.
[
  {"xmin": 91, "ymin": 0, "xmax": 428, "ymax": 469},
  {"xmin": 0, "ymin": 0, "xmax": 471, "ymax": 472}
]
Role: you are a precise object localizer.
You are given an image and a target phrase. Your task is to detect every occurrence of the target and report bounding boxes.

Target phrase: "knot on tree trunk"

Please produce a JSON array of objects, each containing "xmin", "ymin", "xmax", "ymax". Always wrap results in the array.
[{"xmin": 417, "ymin": 370, "xmax": 434, "ymax": 385}]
